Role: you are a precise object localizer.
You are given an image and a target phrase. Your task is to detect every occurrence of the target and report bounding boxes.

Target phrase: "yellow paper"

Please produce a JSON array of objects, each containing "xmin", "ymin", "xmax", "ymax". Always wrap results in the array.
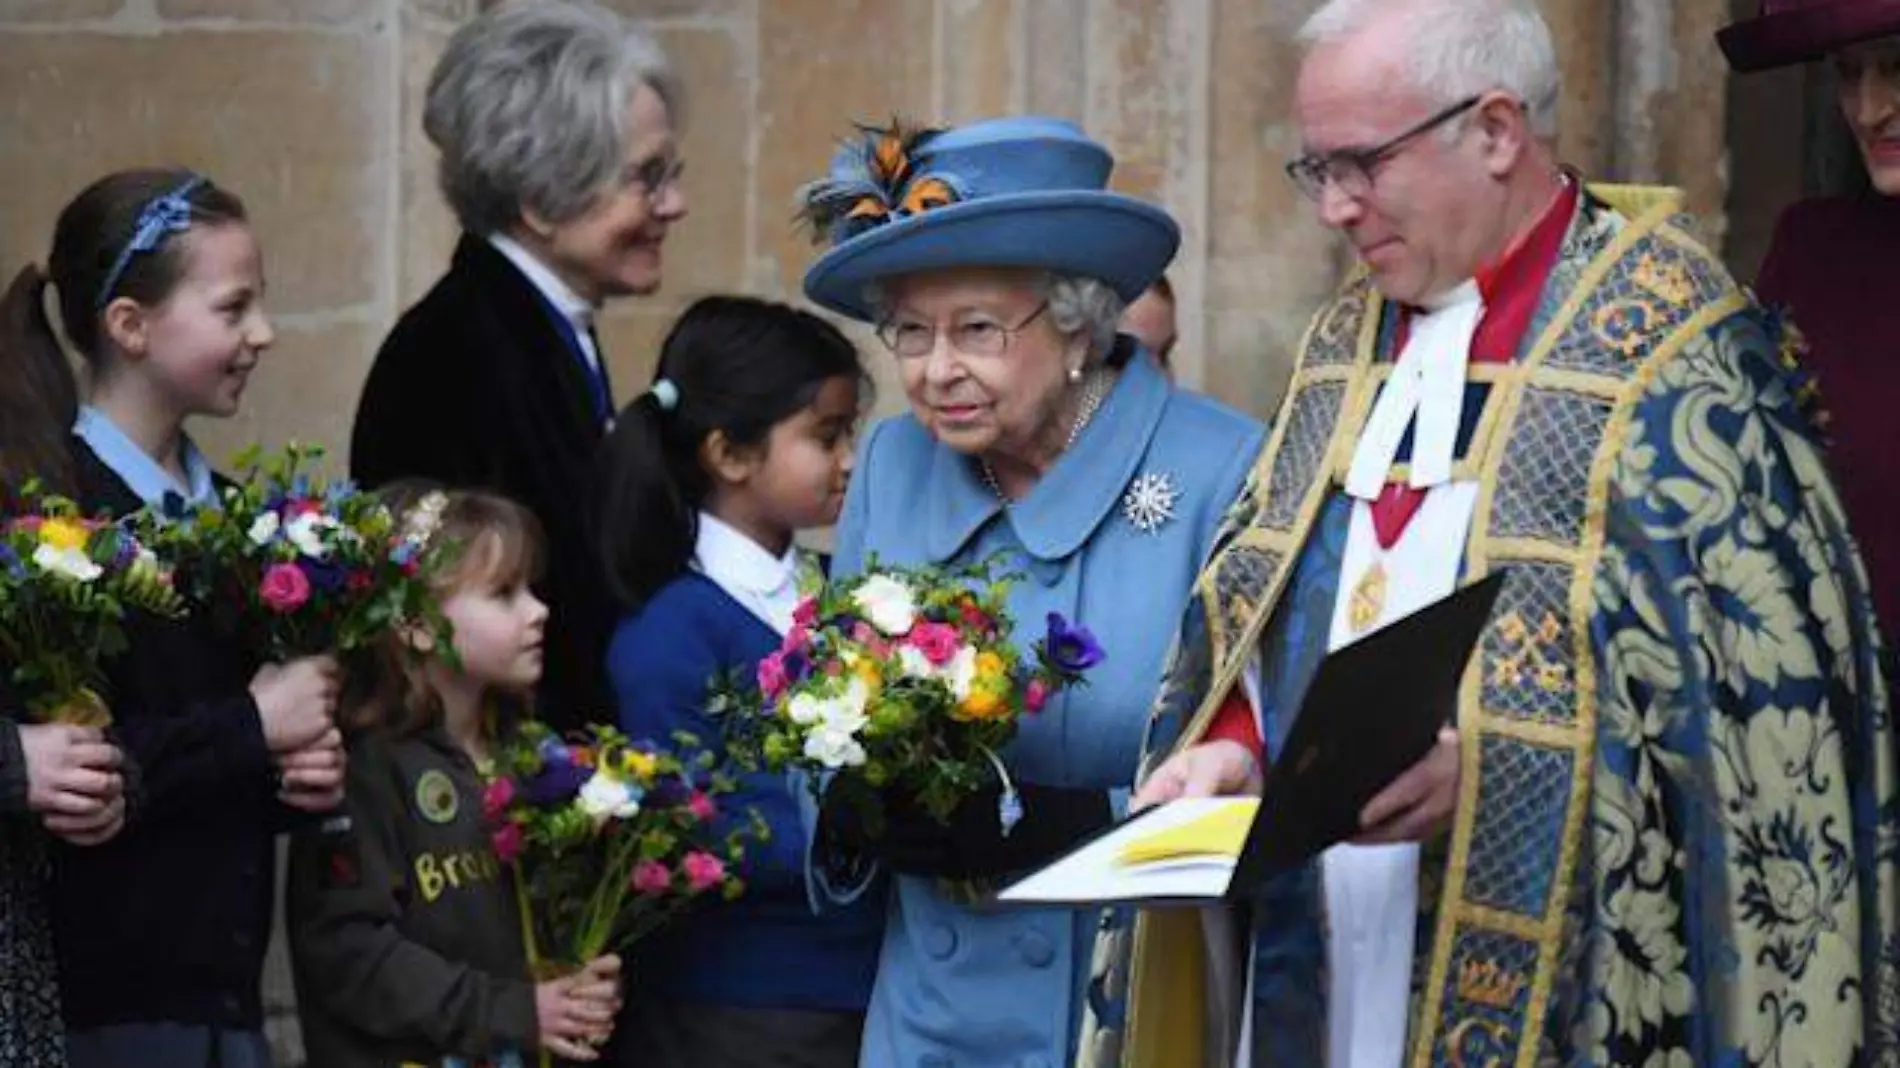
[{"xmin": 1115, "ymin": 798, "xmax": 1259, "ymax": 867}]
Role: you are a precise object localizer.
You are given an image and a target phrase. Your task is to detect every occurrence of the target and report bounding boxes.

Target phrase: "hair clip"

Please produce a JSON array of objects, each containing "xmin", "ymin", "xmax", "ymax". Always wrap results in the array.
[
  {"xmin": 648, "ymin": 378, "xmax": 681, "ymax": 412},
  {"xmin": 400, "ymin": 490, "xmax": 450, "ymax": 548},
  {"xmin": 95, "ymin": 175, "xmax": 209, "ymax": 310}
]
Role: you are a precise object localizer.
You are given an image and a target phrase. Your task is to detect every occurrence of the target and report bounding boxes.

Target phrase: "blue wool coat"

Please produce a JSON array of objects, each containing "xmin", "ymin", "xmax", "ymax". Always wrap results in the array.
[{"xmin": 831, "ymin": 351, "xmax": 1263, "ymax": 1068}]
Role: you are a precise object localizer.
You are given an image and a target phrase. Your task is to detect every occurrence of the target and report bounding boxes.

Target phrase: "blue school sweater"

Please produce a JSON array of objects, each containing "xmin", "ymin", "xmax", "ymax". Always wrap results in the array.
[{"xmin": 606, "ymin": 573, "xmax": 883, "ymax": 1010}]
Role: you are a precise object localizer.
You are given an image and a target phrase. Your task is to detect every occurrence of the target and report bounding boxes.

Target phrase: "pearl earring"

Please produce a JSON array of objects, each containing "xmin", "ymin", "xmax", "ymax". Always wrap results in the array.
[{"xmin": 1068, "ymin": 366, "xmax": 1083, "ymax": 383}]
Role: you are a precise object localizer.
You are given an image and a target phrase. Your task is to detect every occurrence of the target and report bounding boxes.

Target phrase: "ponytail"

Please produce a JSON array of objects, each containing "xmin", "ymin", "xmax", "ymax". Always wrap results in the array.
[
  {"xmin": 597, "ymin": 389, "xmax": 705, "ymax": 610},
  {"xmin": 596, "ymin": 295, "xmax": 868, "ymax": 611},
  {"xmin": 0, "ymin": 265, "xmax": 80, "ymax": 503}
]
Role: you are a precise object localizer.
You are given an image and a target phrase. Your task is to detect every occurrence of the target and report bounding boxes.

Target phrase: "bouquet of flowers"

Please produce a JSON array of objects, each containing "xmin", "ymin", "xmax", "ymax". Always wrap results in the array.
[
  {"xmin": 0, "ymin": 488, "xmax": 184, "ymax": 725},
  {"xmin": 482, "ymin": 721, "xmax": 765, "ymax": 974},
  {"xmin": 130, "ymin": 442, "xmax": 449, "ymax": 660},
  {"xmin": 722, "ymin": 554, "xmax": 1103, "ymax": 836}
]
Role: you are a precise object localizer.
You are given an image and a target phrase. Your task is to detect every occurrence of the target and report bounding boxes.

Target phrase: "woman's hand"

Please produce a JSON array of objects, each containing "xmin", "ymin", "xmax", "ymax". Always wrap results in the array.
[
  {"xmin": 1130, "ymin": 739, "xmax": 1263, "ymax": 812},
  {"xmin": 21, "ymin": 723, "xmax": 127, "ymax": 844}
]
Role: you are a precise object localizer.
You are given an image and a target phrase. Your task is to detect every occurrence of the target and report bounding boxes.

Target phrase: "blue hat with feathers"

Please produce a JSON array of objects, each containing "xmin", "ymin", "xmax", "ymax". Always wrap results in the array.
[{"xmin": 796, "ymin": 115, "xmax": 1180, "ymax": 323}]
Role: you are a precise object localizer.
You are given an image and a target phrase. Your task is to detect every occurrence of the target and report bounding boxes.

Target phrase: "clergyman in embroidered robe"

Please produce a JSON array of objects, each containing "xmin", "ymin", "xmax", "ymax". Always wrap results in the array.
[{"xmin": 1078, "ymin": 2, "xmax": 1900, "ymax": 1066}]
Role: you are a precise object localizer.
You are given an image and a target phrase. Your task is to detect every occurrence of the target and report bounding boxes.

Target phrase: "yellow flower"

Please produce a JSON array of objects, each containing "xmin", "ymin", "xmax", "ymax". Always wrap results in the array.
[
  {"xmin": 853, "ymin": 659, "xmax": 883, "ymax": 696},
  {"xmin": 38, "ymin": 517, "xmax": 90, "ymax": 553},
  {"xmin": 957, "ymin": 672, "xmax": 1011, "ymax": 722},
  {"xmin": 620, "ymin": 749, "xmax": 660, "ymax": 783},
  {"xmin": 974, "ymin": 651, "xmax": 1006, "ymax": 681}
]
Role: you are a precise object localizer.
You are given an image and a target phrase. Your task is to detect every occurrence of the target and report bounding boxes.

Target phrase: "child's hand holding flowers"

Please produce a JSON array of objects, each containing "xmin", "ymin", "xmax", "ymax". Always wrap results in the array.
[
  {"xmin": 534, "ymin": 953, "xmax": 622, "ymax": 1062},
  {"xmin": 18, "ymin": 721, "xmax": 127, "ymax": 847}
]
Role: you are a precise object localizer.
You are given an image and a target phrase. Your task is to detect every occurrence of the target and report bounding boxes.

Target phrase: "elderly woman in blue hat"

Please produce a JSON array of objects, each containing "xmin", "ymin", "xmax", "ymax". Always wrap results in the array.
[{"xmin": 796, "ymin": 116, "xmax": 1266, "ymax": 1068}]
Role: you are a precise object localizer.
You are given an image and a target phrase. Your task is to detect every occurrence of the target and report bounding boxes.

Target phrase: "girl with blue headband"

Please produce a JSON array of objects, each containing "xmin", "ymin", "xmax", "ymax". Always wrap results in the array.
[{"xmin": 0, "ymin": 168, "xmax": 348, "ymax": 1068}]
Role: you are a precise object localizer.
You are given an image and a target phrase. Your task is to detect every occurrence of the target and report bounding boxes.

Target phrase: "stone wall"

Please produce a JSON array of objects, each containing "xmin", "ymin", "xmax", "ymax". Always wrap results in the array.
[
  {"xmin": 0, "ymin": 1, "xmax": 1743, "ymax": 1063},
  {"xmin": 5, "ymin": 0, "xmax": 1740, "ymax": 453}
]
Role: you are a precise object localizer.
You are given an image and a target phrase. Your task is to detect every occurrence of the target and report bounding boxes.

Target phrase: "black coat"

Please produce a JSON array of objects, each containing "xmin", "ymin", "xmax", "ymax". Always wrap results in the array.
[
  {"xmin": 350, "ymin": 235, "xmax": 618, "ymax": 732},
  {"xmin": 49, "ymin": 441, "xmax": 293, "ymax": 1034}
]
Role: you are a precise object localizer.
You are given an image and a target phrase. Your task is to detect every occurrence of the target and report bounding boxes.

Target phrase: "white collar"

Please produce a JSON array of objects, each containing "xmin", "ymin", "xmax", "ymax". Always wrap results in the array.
[
  {"xmin": 1344, "ymin": 283, "xmax": 1484, "ymax": 499},
  {"xmin": 487, "ymin": 232, "xmax": 595, "ymax": 328},
  {"xmin": 73, "ymin": 405, "xmax": 216, "ymax": 506},
  {"xmin": 693, "ymin": 510, "xmax": 799, "ymax": 603},
  {"xmin": 1419, "ymin": 279, "xmax": 1482, "ymax": 313}
]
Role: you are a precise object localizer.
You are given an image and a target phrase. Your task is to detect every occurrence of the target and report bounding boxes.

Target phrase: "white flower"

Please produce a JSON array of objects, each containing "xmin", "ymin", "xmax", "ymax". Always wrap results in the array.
[
  {"xmin": 32, "ymin": 543, "xmax": 101, "ymax": 582},
  {"xmin": 248, "ymin": 511, "xmax": 280, "ymax": 546},
  {"xmin": 821, "ymin": 699, "xmax": 869, "ymax": 737},
  {"xmin": 853, "ymin": 574, "xmax": 917, "ymax": 636},
  {"xmin": 804, "ymin": 722, "xmax": 868, "ymax": 769},
  {"xmin": 839, "ymin": 677, "xmax": 871, "ymax": 718},
  {"xmin": 284, "ymin": 512, "xmax": 334, "ymax": 560},
  {"xmin": 787, "ymin": 693, "xmax": 828, "ymax": 726},
  {"xmin": 576, "ymin": 772, "xmax": 642, "ymax": 822},
  {"xmin": 897, "ymin": 646, "xmax": 936, "ymax": 681},
  {"xmin": 945, "ymin": 645, "xmax": 978, "ymax": 700}
]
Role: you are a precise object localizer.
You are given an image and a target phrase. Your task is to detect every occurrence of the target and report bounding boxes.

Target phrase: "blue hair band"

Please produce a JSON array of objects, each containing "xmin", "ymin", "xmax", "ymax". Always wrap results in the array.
[{"xmin": 94, "ymin": 175, "xmax": 208, "ymax": 310}]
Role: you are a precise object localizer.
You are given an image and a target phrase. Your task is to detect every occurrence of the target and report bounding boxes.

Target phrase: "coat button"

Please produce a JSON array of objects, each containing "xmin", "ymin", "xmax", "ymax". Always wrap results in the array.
[
  {"xmin": 1015, "ymin": 929, "xmax": 1055, "ymax": 968},
  {"xmin": 922, "ymin": 923, "xmax": 958, "ymax": 961}
]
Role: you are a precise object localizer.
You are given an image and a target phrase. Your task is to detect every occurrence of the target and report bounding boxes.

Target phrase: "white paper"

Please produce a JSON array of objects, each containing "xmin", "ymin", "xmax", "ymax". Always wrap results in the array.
[{"xmin": 994, "ymin": 797, "xmax": 1257, "ymax": 906}]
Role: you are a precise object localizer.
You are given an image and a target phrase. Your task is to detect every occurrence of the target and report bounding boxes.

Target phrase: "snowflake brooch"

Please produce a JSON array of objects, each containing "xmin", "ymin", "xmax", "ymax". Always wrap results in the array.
[{"xmin": 1121, "ymin": 472, "xmax": 1179, "ymax": 534}]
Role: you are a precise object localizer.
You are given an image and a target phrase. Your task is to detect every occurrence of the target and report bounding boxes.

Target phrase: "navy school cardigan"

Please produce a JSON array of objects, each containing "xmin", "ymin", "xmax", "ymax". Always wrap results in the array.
[{"xmin": 606, "ymin": 572, "xmax": 884, "ymax": 1010}]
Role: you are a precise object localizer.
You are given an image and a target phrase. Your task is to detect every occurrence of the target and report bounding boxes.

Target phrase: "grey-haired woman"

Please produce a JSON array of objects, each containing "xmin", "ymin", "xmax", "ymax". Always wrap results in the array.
[{"xmin": 350, "ymin": 0, "xmax": 689, "ymax": 729}]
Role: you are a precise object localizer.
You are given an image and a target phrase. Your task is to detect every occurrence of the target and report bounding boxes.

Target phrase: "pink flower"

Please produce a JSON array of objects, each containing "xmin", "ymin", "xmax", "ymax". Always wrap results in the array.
[
  {"xmin": 258, "ymin": 562, "xmax": 312, "ymax": 614},
  {"xmin": 792, "ymin": 597, "xmax": 819, "ymax": 627},
  {"xmin": 687, "ymin": 791, "xmax": 718, "ymax": 822},
  {"xmin": 682, "ymin": 851, "xmax": 726, "ymax": 893},
  {"xmin": 909, "ymin": 622, "xmax": 963, "ymax": 667},
  {"xmin": 1025, "ymin": 679, "xmax": 1051, "ymax": 714},
  {"xmin": 757, "ymin": 652, "xmax": 790, "ymax": 699},
  {"xmin": 849, "ymin": 622, "xmax": 892, "ymax": 659},
  {"xmin": 784, "ymin": 623, "xmax": 811, "ymax": 652},
  {"xmin": 286, "ymin": 498, "xmax": 324, "ymax": 518},
  {"xmin": 481, "ymin": 777, "xmax": 515, "ymax": 822},
  {"xmin": 490, "ymin": 822, "xmax": 523, "ymax": 864},
  {"xmin": 631, "ymin": 860, "xmax": 672, "ymax": 896}
]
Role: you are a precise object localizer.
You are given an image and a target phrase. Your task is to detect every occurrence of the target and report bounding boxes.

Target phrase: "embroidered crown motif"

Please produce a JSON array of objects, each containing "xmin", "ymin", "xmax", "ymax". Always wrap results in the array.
[
  {"xmin": 1633, "ymin": 252, "xmax": 1694, "ymax": 306},
  {"xmin": 1456, "ymin": 958, "xmax": 1529, "ymax": 1011}
]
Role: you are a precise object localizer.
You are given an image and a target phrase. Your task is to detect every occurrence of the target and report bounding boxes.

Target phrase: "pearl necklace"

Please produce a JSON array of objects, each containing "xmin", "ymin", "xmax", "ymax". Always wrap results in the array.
[{"xmin": 978, "ymin": 370, "xmax": 1113, "ymax": 503}]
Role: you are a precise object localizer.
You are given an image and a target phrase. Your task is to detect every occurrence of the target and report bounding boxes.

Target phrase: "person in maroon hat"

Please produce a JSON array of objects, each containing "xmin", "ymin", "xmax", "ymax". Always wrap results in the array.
[{"xmin": 1721, "ymin": 0, "xmax": 1900, "ymax": 643}]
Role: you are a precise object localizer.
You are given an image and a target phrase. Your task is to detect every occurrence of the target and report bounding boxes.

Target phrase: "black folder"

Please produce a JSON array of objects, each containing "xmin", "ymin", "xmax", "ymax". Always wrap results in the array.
[
  {"xmin": 1227, "ymin": 569, "xmax": 1505, "ymax": 892},
  {"xmin": 993, "ymin": 570, "xmax": 1506, "ymax": 907}
]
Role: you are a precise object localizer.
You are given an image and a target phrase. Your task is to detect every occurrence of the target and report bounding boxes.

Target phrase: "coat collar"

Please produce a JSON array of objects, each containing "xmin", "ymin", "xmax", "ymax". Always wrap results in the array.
[
  {"xmin": 72, "ymin": 405, "xmax": 216, "ymax": 507},
  {"xmin": 924, "ymin": 344, "xmax": 1171, "ymax": 562},
  {"xmin": 449, "ymin": 234, "xmax": 607, "ymax": 433}
]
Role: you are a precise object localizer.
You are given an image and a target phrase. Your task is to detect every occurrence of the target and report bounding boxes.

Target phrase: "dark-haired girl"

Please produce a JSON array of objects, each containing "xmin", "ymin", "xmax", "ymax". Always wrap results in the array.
[
  {"xmin": 0, "ymin": 168, "xmax": 346, "ymax": 1068},
  {"xmin": 596, "ymin": 295, "xmax": 883, "ymax": 1068}
]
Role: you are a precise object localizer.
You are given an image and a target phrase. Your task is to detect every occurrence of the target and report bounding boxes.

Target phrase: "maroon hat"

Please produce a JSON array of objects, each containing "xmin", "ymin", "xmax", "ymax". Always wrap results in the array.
[{"xmin": 1719, "ymin": 0, "xmax": 1900, "ymax": 72}]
